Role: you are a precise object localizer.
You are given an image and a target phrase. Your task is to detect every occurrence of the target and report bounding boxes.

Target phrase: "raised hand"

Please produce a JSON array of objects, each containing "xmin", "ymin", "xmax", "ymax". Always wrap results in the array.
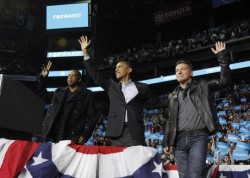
[
  {"xmin": 78, "ymin": 36, "xmax": 91, "ymax": 56},
  {"xmin": 211, "ymin": 41, "xmax": 226, "ymax": 54},
  {"xmin": 41, "ymin": 61, "xmax": 52, "ymax": 77}
]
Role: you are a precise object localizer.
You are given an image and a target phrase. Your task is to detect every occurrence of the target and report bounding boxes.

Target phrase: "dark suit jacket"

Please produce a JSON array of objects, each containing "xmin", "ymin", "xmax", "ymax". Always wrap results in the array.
[
  {"xmin": 83, "ymin": 60, "xmax": 164, "ymax": 143},
  {"xmin": 38, "ymin": 75, "xmax": 98, "ymax": 144}
]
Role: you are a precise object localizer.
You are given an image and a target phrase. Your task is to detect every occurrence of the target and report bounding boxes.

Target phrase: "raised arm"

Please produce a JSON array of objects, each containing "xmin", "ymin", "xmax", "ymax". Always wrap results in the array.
[
  {"xmin": 41, "ymin": 61, "xmax": 52, "ymax": 78},
  {"xmin": 78, "ymin": 36, "xmax": 91, "ymax": 58},
  {"xmin": 78, "ymin": 36, "xmax": 110, "ymax": 91},
  {"xmin": 37, "ymin": 61, "xmax": 54, "ymax": 103},
  {"xmin": 208, "ymin": 41, "xmax": 230, "ymax": 91},
  {"xmin": 211, "ymin": 41, "xmax": 226, "ymax": 55}
]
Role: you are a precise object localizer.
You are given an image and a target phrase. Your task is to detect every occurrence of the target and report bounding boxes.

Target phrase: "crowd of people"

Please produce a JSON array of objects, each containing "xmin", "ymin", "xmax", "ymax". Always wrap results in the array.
[
  {"xmin": 0, "ymin": 18, "xmax": 249, "ymax": 76},
  {"xmin": 99, "ymin": 18, "xmax": 250, "ymax": 69}
]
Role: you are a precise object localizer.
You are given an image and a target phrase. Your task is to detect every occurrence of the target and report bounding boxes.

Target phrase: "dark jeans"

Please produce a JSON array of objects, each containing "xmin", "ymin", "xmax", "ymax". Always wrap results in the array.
[
  {"xmin": 110, "ymin": 125, "xmax": 146, "ymax": 147},
  {"xmin": 175, "ymin": 131, "xmax": 209, "ymax": 178}
]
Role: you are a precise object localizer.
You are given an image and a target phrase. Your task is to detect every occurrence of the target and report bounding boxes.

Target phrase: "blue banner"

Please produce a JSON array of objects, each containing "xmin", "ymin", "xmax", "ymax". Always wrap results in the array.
[
  {"xmin": 150, "ymin": 134, "xmax": 159, "ymax": 140},
  {"xmin": 231, "ymin": 122, "xmax": 240, "ymax": 129},
  {"xmin": 227, "ymin": 134, "xmax": 239, "ymax": 143},
  {"xmin": 206, "ymin": 154, "xmax": 214, "ymax": 164},
  {"xmin": 219, "ymin": 119, "xmax": 227, "ymax": 125},
  {"xmin": 214, "ymin": 148, "xmax": 228, "ymax": 159},
  {"xmin": 239, "ymin": 121, "xmax": 248, "ymax": 126},
  {"xmin": 217, "ymin": 111, "xmax": 226, "ymax": 116},
  {"xmin": 236, "ymin": 142, "xmax": 250, "ymax": 151},
  {"xmin": 239, "ymin": 127, "xmax": 250, "ymax": 135},
  {"xmin": 216, "ymin": 141, "xmax": 229, "ymax": 150},
  {"xmin": 241, "ymin": 98, "xmax": 247, "ymax": 102},
  {"xmin": 216, "ymin": 132, "xmax": 223, "ymax": 138},
  {"xmin": 233, "ymin": 149, "xmax": 249, "ymax": 161},
  {"xmin": 233, "ymin": 106, "xmax": 241, "ymax": 111}
]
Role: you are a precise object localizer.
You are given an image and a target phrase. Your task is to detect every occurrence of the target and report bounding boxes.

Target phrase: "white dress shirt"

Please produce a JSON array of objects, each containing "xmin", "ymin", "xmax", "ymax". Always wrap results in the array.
[{"xmin": 121, "ymin": 80, "xmax": 138, "ymax": 122}]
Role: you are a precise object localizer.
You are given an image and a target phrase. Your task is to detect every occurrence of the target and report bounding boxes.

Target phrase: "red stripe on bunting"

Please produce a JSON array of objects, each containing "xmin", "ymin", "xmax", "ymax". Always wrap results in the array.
[{"xmin": 0, "ymin": 140, "xmax": 40, "ymax": 178}]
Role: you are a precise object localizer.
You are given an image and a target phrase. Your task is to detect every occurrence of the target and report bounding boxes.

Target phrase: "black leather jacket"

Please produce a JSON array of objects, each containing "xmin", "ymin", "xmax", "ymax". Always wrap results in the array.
[{"xmin": 164, "ymin": 50, "xmax": 230, "ymax": 147}]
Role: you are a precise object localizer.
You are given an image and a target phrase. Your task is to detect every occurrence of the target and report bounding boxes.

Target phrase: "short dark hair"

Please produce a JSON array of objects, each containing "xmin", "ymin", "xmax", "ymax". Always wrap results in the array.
[
  {"xmin": 71, "ymin": 69, "xmax": 82, "ymax": 79},
  {"xmin": 118, "ymin": 60, "xmax": 133, "ymax": 69},
  {"xmin": 175, "ymin": 60, "xmax": 193, "ymax": 70}
]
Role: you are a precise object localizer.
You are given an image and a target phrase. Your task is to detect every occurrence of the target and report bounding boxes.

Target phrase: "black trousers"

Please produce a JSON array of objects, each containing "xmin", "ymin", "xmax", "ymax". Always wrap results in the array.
[{"xmin": 110, "ymin": 124, "xmax": 146, "ymax": 147}]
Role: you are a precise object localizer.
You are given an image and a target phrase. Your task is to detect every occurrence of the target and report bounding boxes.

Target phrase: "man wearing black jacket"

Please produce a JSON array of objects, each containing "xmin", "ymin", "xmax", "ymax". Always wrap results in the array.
[
  {"xmin": 78, "ymin": 36, "xmax": 166, "ymax": 146},
  {"xmin": 165, "ymin": 42, "xmax": 230, "ymax": 178},
  {"xmin": 38, "ymin": 61, "xmax": 98, "ymax": 144}
]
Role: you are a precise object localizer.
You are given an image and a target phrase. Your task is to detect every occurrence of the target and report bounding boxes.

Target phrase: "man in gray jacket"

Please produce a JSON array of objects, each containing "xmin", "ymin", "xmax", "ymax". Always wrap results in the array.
[{"xmin": 165, "ymin": 41, "xmax": 230, "ymax": 178}]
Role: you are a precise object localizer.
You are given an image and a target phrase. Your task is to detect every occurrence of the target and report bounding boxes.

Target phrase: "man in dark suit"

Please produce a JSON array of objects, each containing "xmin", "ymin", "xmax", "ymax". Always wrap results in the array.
[
  {"xmin": 78, "ymin": 36, "xmax": 165, "ymax": 146},
  {"xmin": 38, "ymin": 61, "xmax": 98, "ymax": 144}
]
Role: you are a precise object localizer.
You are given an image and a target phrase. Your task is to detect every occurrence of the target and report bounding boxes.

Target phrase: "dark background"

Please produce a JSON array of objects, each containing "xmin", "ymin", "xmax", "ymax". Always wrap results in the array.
[{"xmin": 0, "ymin": 0, "xmax": 249, "ymax": 93}]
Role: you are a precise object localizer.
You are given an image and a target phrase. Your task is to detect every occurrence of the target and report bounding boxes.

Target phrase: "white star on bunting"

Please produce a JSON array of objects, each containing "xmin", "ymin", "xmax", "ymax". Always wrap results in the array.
[
  {"xmin": 31, "ymin": 152, "xmax": 48, "ymax": 166},
  {"xmin": 152, "ymin": 161, "xmax": 163, "ymax": 177}
]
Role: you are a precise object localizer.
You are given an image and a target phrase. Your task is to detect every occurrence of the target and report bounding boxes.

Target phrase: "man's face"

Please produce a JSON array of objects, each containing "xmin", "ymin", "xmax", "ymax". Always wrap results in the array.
[
  {"xmin": 67, "ymin": 70, "xmax": 80, "ymax": 87},
  {"xmin": 115, "ymin": 62, "xmax": 131, "ymax": 80},
  {"xmin": 224, "ymin": 155, "xmax": 230, "ymax": 163},
  {"xmin": 175, "ymin": 63, "xmax": 192, "ymax": 84}
]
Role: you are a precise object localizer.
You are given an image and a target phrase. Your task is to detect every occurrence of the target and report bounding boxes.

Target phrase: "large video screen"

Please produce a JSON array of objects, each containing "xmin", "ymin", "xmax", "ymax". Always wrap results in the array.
[{"xmin": 46, "ymin": 2, "xmax": 89, "ymax": 30}]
